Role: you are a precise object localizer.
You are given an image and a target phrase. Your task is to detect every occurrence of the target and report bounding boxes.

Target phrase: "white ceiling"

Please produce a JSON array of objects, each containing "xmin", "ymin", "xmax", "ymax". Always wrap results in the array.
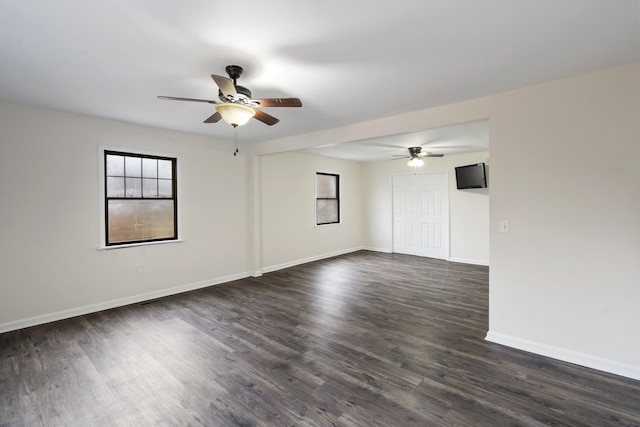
[
  {"xmin": 0, "ymin": 1, "xmax": 638, "ymax": 160},
  {"xmin": 303, "ymin": 119, "xmax": 490, "ymax": 162}
]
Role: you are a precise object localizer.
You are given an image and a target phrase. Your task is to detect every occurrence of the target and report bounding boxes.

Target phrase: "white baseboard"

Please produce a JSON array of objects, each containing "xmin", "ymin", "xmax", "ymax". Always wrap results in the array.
[
  {"xmin": 485, "ymin": 331, "xmax": 640, "ymax": 381},
  {"xmin": 362, "ymin": 246, "xmax": 392, "ymax": 253},
  {"xmin": 450, "ymin": 257, "xmax": 490, "ymax": 266},
  {"xmin": 261, "ymin": 247, "xmax": 364, "ymax": 274},
  {"xmin": 2, "ymin": 248, "xmax": 368, "ymax": 333},
  {"xmin": 363, "ymin": 249, "xmax": 488, "ymax": 264},
  {"xmin": 0, "ymin": 272, "xmax": 250, "ymax": 334}
]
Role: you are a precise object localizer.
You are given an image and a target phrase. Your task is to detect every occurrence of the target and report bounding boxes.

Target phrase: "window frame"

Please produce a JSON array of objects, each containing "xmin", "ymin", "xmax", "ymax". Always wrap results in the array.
[
  {"xmin": 98, "ymin": 146, "xmax": 182, "ymax": 249},
  {"xmin": 315, "ymin": 171, "xmax": 340, "ymax": 226}
]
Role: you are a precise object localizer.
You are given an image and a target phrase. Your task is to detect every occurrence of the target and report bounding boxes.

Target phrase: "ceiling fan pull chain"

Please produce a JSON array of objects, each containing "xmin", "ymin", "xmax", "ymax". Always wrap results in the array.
[{"xmin": 233, "ymin": 125, "xmax": 239, "ymax": 156}]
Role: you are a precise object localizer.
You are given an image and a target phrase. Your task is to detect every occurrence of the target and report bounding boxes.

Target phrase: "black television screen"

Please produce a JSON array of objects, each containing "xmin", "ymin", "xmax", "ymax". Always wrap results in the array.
[{"xmin": 455, "ymin": 163, "xmax": 487, "ymax": 189}]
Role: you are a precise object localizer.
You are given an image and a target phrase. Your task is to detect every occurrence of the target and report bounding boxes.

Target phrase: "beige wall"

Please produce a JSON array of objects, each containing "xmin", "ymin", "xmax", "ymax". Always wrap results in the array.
[
  {"xmin": 487, "ymin": 62, "xmax": 640, "ymax": 378},
  {"xmin": 2, "ymin": 61, "xmax": 639, "ymax": 379},
  {"xmin": 254, "ymin": 61, "xmax": 640, "ymax": 379},
  {"xmin": 362, "ymin": 151, "xmax": 490, "ymax": 264},
  {"xmin": 259, "ymin": 151, "xmax": 365, "ymax": 271},
  {"xmin": 0, "ymin": 101, "xmax": 249, "ymax": 330}
]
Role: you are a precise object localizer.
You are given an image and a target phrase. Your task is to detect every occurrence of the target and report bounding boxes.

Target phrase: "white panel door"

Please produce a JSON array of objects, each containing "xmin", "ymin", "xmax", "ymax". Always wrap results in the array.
[
  {"xmin": 393, "ymin": 174, "xmax": 419, "ymax": 256},
  {"xmin": 393, "ymin": 172, "xmax": 449, "ymax": 260}
]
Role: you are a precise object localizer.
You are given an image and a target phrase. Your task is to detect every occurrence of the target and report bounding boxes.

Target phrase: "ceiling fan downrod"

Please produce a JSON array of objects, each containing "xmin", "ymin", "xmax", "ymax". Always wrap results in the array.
[{"xmin": 226, "ymin": 65, "xmax": 243, "ymax": 85}]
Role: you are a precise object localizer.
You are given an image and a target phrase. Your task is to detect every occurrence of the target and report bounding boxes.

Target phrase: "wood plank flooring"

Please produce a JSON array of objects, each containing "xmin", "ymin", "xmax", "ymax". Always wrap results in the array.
[{"xmin": 1, "ymin": 251, "xmax": 639, "ymax": 426}]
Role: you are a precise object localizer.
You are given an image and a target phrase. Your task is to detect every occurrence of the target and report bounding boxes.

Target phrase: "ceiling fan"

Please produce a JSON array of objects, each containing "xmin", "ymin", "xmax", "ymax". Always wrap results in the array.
[
  {"xmin": 158, "ymin": 65, "xmax": 302, "ymax": 127},
  {"xmin": 394, "ymin": 146, "xmax": 444, "ymax": 167}
]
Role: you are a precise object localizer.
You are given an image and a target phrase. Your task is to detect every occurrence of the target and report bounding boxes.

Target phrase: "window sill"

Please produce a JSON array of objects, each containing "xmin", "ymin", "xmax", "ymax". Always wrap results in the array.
[
  {"xmin": 315, "ymin": 222, "xmax": 342, "ymax": 228},
  {"xmin": 97, "ymin": 239, "xmax": 184, "ymax": 250}
]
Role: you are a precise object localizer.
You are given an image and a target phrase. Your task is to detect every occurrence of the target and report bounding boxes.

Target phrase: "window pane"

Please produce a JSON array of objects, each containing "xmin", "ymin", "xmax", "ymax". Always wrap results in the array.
[
  {"xmin": 158, "ymin": 160, "xmax": 172, "ymax": 179},
  {"xmin": 143, "ymin": 178, "xmax": 158, "ymax": 197},
  {"xmin": 106, "ymin": 154, "xmax": 124, "ymax": 176},
  {"xmin": 142, "ymin": 158, "xmax": 157, "ymax": 178},
  {"xmin": 158, "ymin": 179, "xmax": 173, "ymax": 197},
  {"xmin": 317, "ymin": 174, "xmax": 337, "ymax": 198},
  {"xmin": 107, "ymin": 200, "xmax": 175, "ymax": 244},
  {"xmin": 106, "ymin": 177, "xmax": 125, "ymax": 197},
  {"xmin": 125, "ymin": 156, "xmax": 142, "ymax": 177},
  {"xmin": 317, "ymin": 199, "xmax": 339, "ymax": 224},
  {"xmin": 125, "ymin": 177, "xmax": 142, "ymax": 197},
  {"xmin": 104, "ymin": 151, "xmax": 178, "ymax": 246}
]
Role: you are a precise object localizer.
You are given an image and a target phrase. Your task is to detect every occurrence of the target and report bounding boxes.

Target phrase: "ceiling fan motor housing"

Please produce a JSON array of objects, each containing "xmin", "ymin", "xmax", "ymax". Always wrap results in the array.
[
  {"xmin": 218, "ymin": 65, "xmax": 253, "ymax": 103},
  {"xmin": 408, "ymin": 147, "xmax": 422, "ymax": 157},
  {"xmin": 218, "ymin": 84, "xmax": 252, "ymax": 103},
  {"xmin": 235, "ymin": 85, "xmax": 252, "ymax": 99}
]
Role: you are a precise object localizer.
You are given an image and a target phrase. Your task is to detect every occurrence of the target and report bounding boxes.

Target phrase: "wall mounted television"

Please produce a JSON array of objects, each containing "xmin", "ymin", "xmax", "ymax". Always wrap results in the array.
[{"xmin": 455, "ymin": 163, "xmax": 487, "ymax": 189}]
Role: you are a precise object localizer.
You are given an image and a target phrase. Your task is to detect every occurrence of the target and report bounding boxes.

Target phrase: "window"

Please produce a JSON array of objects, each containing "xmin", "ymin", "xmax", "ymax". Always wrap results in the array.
[
  {"xmin": 104, "ymin": 150, "xmax": 178, "ymax": 246},
  {"xmin": 316, "ymin": 172, "xmax": 340, "ymax": 225}
]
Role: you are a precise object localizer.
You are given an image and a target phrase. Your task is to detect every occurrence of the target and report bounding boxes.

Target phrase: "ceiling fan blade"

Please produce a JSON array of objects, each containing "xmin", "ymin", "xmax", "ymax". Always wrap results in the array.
[
  {"xmin": 423, "ymin": 153, "xmax": 444, "ymax": 157},
  {"xmin": 203, "ymin": 112, "xmax": 222, "ymax": 123},
  {"xmin": 253, "ymin": 109, "xmax": 280, "ymax": 126},
  {"xmin": 253, "ymin": 98, "xmax": 302, "ymax": 108},
  {"xmin": 211, "ymin": 74, "xmax": 237, "ymax": 98},
  {"xmin": 158, "ymin": 95, "xmax": 217, "ymax": 104}
]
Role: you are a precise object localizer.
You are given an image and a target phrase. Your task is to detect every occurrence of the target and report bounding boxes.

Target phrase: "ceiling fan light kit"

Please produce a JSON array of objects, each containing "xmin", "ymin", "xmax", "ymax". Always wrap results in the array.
[
  {"xmin": 215, "ymin": 103, "xmax": 255, "ymax": 127},
  {"xmin": 407, "ymin": 157, "xmax": 424, "ymax": 167}
]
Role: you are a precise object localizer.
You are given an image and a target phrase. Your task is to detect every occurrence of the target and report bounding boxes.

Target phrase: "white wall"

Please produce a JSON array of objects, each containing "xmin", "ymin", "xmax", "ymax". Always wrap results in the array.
[
  {"xmin": 259, "ymin": 151, "xmax": 365, "ymax": 271},
  {"xmin": 2, "ymin": 60, "xmax": 639, "ymax": 380},
  {"xmin": 362, "ymin": 151, "xmax": 490, "ymax": 265},
  {"xmin": 487, "ymin": 62, "xmax": 640, "ymax": 378},
  {"xmin": 254, "ymin": 61, "xmax": 640, "ymax": 379},
  {"xmin": 0, "ymin": 101, "xmax": 249, "ymax": 330}
]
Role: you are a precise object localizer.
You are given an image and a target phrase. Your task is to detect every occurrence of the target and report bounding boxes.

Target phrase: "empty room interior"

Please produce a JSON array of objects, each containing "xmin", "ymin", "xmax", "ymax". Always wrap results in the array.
[{"xmin": 1, "ymin": 1, "xmax": 640, "ymax": 425}]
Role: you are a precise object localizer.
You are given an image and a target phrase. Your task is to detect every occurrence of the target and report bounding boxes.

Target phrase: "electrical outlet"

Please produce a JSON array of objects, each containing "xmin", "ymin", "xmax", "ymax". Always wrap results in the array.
[{"xmin": 133, "ymin": 264, "xmax": 141, "ymax": 274}]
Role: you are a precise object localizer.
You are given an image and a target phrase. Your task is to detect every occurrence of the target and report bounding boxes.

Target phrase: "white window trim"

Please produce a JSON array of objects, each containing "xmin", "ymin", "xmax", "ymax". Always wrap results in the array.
[
  {"xmin": 97, "ymin": 144, "xmax": 183, "ymax": 250},
  {"xmin": 314, "ymin": 170, "xmax": 341, "ymax": 227}
]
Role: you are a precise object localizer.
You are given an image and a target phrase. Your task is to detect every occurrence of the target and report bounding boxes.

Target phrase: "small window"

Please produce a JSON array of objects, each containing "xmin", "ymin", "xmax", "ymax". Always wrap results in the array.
[
  {"xmin": 104, "ymin": 150, "xmax": 178, "ymax": 246},
  {"xmin": 316, "ymin": 172, "xmax": 340, "ymax": 225}
]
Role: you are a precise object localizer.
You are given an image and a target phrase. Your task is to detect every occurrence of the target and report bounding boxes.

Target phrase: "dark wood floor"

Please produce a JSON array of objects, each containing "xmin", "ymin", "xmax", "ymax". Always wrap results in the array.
[{"xmin": 1, "ymin": 251, "xmax": 639, "ymax": 426}]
